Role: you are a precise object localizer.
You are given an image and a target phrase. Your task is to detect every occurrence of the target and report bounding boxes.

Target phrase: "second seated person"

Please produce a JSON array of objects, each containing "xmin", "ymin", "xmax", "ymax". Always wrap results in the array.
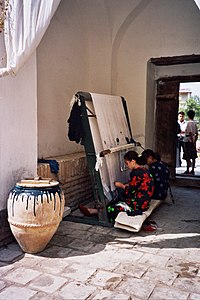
[{"xmin": 141, "ymin": 149, "xmax": 170, "ymax": 200}]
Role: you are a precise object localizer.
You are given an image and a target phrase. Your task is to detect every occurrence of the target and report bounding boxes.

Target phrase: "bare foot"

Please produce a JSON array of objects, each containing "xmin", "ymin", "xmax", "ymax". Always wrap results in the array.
[{"xmin": 79, "ymin": 205, "xmax": 98, "ymax": 216}]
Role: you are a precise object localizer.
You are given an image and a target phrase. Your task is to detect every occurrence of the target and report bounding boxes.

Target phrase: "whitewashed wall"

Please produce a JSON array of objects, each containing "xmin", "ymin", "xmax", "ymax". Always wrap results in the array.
[
  {"xmin": 37, "ymin": 0, "xmax": 200, "ymax": 158},
  {"xmin": 1, "ymin": 0, "xmax": 200, "ymax": 211},
  {"xmin": 37, "ymin": 0, "xmax": 112, "ymax": 157},
  {"xmin": 0, "ymin": 52, "xmax": 37, "ymax": 210},
  {"xmin": 112, "ymin": 0, "xmax": 200, "ymax": 145}
]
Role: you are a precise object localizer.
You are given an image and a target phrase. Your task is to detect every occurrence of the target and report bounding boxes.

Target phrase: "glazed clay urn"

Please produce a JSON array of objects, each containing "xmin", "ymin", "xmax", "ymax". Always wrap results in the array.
[{"xmin": 7, "ymin": 178, "xmax": 65, "ymax": 254}]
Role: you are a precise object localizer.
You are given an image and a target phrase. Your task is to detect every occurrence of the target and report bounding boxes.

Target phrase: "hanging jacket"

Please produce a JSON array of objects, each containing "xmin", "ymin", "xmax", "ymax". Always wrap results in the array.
[{"xmin": 67, "ymin": 101, "xmax": 84, "ymax": 144}]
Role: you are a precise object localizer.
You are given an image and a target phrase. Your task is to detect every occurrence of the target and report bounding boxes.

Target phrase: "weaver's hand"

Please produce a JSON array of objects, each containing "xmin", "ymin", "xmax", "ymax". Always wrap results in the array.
[{"xmin": 114, "ymin": 181, "xmax": 125, "ymax": 189}]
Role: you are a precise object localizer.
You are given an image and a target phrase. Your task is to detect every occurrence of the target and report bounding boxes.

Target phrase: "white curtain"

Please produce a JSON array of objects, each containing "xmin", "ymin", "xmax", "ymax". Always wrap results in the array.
[
  {"xmin": 0, "ymin": 0, "xmax": 61, "ymax": 77},
  {"xmin": 194, "ymin": 0, "xmax": 200, "ymax": 10}
]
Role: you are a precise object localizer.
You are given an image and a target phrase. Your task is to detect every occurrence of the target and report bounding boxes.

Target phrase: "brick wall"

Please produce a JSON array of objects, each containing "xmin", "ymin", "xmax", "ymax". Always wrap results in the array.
[
  {"xmin": 37, "ymin": 152, "xmax": 94, "ymax": 211},
  {"xmin": 0, "ymin": 152, "xmax": 93, "ymax": 246}
]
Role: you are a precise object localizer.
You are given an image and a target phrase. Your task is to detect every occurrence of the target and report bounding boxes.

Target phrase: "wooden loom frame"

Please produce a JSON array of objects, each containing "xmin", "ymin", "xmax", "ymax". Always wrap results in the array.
[{"xmin": 65, "ymin": 91, "xmax": 135, "ymax": 227}]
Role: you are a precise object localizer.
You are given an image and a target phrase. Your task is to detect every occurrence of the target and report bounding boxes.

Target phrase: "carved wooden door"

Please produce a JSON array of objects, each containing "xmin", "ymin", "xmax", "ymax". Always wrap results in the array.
[{"xmin": 155, "ymin": 80, "xmax": 179, "ymax": 178}]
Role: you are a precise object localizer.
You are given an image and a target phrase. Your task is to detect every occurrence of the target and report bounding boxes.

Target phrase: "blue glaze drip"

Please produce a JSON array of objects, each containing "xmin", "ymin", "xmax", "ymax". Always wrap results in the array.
[{"xmin": 8, "ymin": 185, "xmax": 63, "ymax": 217}]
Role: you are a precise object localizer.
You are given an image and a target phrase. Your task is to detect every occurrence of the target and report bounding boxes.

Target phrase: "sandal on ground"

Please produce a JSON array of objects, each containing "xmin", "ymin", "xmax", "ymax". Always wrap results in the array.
[
  {"xmin": 79, "ymin": 204, "xmax": 92, "ymax": 217},
  {"xmin": 189, "ymin": 171, "xmax": 195, "ymax": 175},
  {"xmin": 142, "ymin": 220, "xmax": 158, "ymax": 232}
]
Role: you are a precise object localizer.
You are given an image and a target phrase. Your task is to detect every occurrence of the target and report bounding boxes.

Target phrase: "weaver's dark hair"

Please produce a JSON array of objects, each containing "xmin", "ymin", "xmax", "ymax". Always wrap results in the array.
[
  {"xmin": 124, "ymin": 150, "xmax": 138, "ymax": 162},
  {"xmin": 141, "ymin": 149, "xmax": 161, "ymax": 163}
]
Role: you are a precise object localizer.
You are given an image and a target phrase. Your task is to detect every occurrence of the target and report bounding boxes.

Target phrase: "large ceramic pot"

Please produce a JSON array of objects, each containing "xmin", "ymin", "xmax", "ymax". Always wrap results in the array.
[{"xmin": 7, "ymin": 178, "xmax": 65, "ymax": 254}]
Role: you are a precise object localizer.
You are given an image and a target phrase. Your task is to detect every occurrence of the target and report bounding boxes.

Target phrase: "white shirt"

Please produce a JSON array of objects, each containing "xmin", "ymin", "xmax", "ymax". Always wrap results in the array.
[{"xmin": 178, "ymin": 120, "xmax": 187, "ymax": 138}]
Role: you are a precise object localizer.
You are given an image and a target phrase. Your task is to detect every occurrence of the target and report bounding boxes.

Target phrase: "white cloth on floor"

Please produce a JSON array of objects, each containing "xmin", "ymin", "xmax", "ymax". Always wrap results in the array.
[{"xmin": 114, "ymin": 199, "xmax": 161, "ymax": 232}]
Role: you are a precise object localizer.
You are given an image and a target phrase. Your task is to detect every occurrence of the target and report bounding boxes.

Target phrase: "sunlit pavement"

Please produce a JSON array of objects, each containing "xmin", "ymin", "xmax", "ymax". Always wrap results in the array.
[
  {"xmin": 0, "ymin": 185, "xmax": 200, "ymax": 299},
  {"xmin": 176, "ymin": 151, "xmax": 200, "ymax": 176}
]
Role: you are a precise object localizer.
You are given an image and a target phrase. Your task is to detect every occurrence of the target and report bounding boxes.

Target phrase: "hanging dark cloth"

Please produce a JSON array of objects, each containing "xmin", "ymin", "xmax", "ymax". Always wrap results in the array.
[
  {"xmin": 67, "ymin": 100, "xmax": 84, "ymax": 144},
  {"xmin": 38, "ymin": 159, "xmax": 59, "ymax": 174}
]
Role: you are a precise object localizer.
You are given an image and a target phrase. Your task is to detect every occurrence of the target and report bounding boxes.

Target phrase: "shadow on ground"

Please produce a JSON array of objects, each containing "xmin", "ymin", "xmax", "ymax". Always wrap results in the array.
[{"xmin": 0, "ymin": 185, "xmax": 199, "ymax": 266}]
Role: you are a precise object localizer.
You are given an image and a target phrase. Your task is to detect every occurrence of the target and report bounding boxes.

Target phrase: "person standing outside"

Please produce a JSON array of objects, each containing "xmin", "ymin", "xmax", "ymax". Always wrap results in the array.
[
  {"xmin": 183, "ymin": 110, "xmax": 198, "ymax": 175},
  {"xmin": 177, "ymin": 111, "xmax": 187, "ymax": 167}
]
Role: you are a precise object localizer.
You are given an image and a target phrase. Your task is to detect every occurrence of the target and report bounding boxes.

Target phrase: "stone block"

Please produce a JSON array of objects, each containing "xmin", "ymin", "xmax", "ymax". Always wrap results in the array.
[
  {"xmin": 3, "ymin": 267, "xmax": 42, "ymax": 285},
  {"xmin": 57, "ymin": 281, "xmax": 96, "ymax": 299},
  {"xmin": 149, "ymin": 285, "xmax": 189, "ymax": 300},
  {"xmin": 0, "ymin": 286, "xmax": 37, "ymax": 299},
  {"xmin": 29, "ymin": 273, "xmax": 67, "ymax": 294}
]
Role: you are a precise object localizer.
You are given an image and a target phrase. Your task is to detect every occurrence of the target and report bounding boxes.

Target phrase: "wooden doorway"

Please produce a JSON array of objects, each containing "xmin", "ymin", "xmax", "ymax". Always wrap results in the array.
[
  {"xmin": 155, "ymin": 80, "xmax": 179, "ymax": 178},
  {"xmin": 148, "ymin": 54, "xmax": 200, "ymax": 185}
]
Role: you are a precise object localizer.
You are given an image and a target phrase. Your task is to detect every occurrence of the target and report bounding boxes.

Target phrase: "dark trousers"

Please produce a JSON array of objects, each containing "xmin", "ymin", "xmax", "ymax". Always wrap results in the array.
[{"xmin": 176, "ymin": 138, "xmax": 184, "ymax": 167}]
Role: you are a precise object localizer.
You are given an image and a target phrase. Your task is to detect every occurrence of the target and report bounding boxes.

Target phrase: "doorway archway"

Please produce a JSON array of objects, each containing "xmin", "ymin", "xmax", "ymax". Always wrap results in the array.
[{"xmin": 146, "ymin": 54, "xmax": 200, "ymax": 186}]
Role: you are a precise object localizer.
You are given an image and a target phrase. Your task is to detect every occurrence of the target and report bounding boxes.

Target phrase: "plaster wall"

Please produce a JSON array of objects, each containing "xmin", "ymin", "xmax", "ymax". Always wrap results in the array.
[
  {"xmin": 37, "ymin": 0, "xmax": 112, "ymax": 157},
  {"xmin": 37, "ymin": 0, "xmax": 200, "ymax": 157},
  {"xmin": 0, "ymin": 52, "xmax": 37, "ymax": 210},
  {"xmin": 114, "ymin": 0, "xmax": 200, "ymax": 145}
]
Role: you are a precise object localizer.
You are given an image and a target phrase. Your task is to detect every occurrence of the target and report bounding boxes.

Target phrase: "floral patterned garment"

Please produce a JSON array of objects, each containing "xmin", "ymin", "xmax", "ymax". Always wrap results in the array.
[{"xmin": 107, "ymin": 167, "xmax": 154, "ymax": 222}]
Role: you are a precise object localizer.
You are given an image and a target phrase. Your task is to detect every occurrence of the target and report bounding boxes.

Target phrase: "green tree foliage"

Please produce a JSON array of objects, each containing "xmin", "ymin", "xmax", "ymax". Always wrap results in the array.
[{"xmin": 183, "ymin": 96, "xmax": 200, "ymax": 128}]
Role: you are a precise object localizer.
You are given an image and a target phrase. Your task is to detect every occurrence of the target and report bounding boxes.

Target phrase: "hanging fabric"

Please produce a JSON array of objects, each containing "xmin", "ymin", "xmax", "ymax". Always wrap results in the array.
[
  {"xmin": 0, "ymin": 0, "xmax": 61, "ymax": 77},
  {"xmin": 67, "ymin": 94, "xmax": 84, "ymax": 144}
]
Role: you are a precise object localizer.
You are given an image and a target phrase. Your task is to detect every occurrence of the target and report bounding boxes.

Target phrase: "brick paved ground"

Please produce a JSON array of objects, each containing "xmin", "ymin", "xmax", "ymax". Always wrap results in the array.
[{"xmin": 0, "ymin": 186, "xmax": 200, "ymax": 299}]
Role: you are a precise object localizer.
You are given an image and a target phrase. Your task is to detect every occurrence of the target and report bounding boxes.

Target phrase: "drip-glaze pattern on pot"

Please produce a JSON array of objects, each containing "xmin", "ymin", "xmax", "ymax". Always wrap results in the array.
[{"xmin": 8, "ymin": 185, "xmax": 63, "ymax": 217}]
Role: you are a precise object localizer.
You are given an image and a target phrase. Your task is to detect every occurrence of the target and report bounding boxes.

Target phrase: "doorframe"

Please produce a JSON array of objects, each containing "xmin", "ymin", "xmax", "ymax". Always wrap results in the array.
[{"xmin": 146, "ymin": 54, "xmax": 200, "ymax": 185}]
